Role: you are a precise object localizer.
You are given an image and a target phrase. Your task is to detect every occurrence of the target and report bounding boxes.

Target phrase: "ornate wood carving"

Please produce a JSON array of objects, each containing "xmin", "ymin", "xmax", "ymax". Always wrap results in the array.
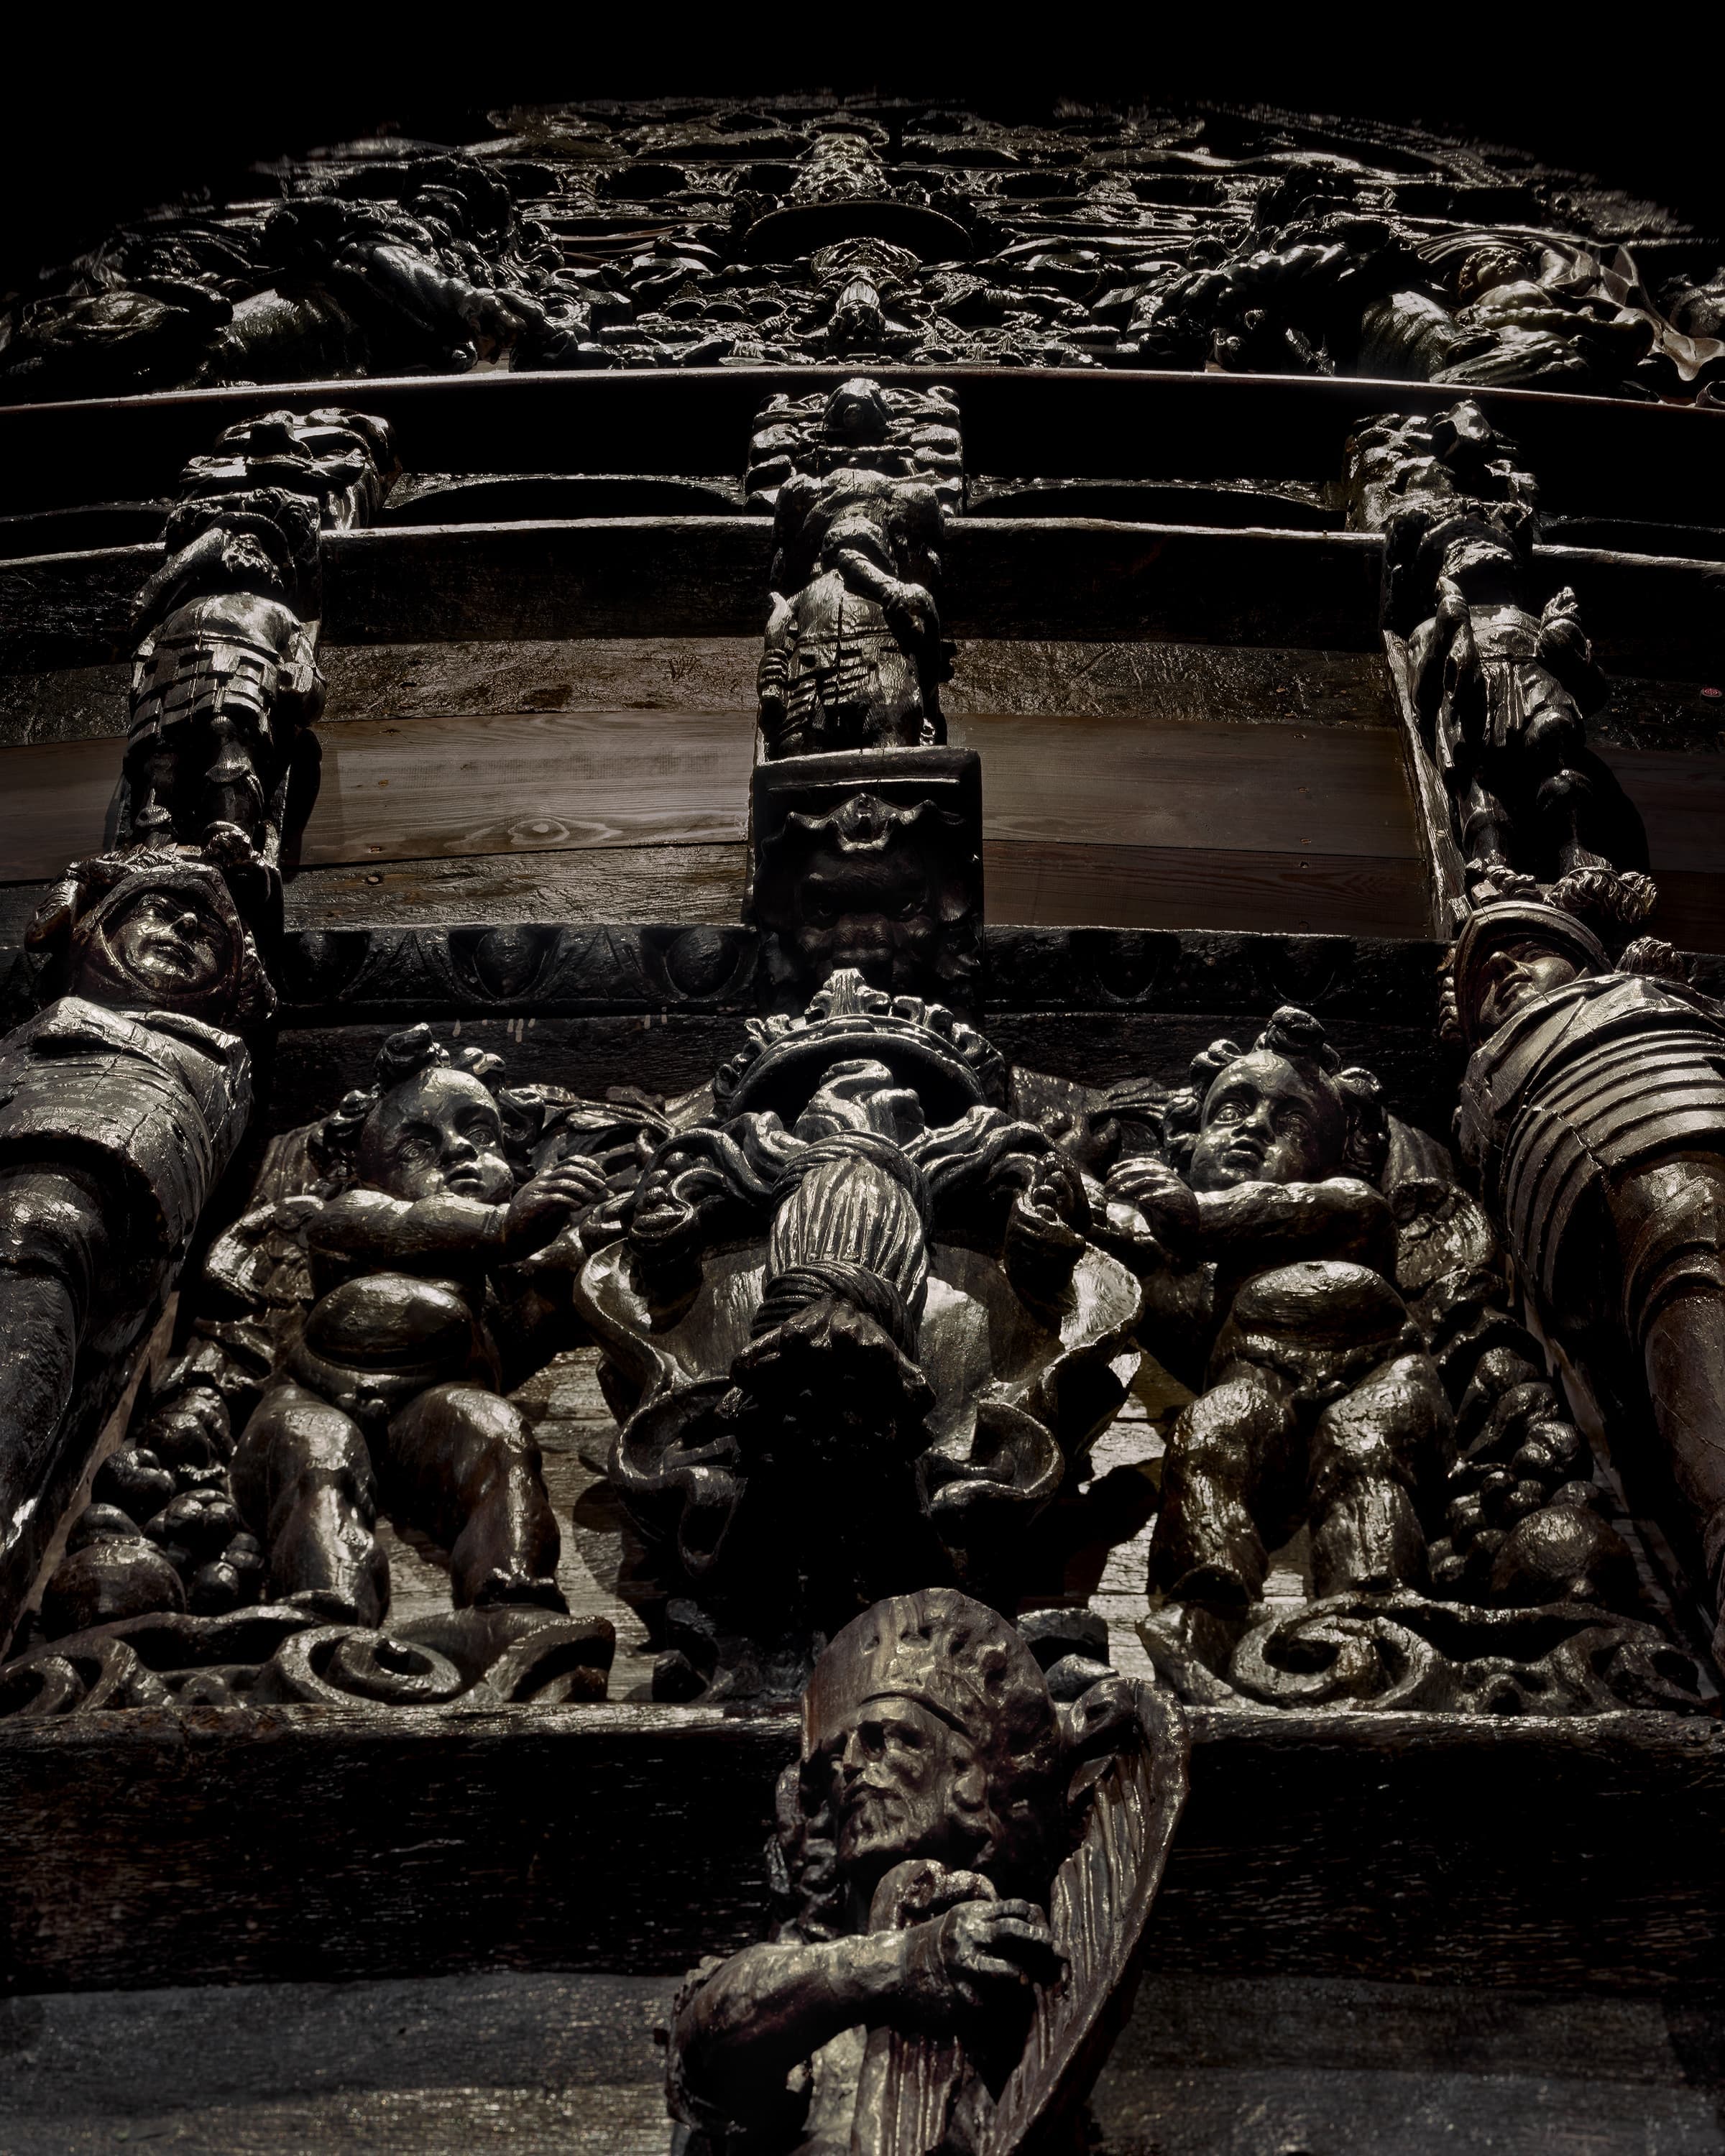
[{"xmin": 668, "ymin": 1588, "xmax": 1187, "ymax": 2155}]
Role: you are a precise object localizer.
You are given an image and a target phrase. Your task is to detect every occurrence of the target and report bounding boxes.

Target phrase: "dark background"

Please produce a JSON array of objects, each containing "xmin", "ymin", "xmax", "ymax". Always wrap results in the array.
[{"xmin": 2, "ymin": 15, "xmax": 1715, "ymax": 296}]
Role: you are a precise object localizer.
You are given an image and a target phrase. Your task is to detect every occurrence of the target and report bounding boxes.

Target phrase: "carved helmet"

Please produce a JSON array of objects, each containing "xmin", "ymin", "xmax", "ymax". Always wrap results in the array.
[
  {"xmin": 1449, "ymin": 900, "xmax": 1609, "ymax": 1045},
  {"xmin": 31, "ymin": 846, "xmax": 276, "ymax": 1031}
]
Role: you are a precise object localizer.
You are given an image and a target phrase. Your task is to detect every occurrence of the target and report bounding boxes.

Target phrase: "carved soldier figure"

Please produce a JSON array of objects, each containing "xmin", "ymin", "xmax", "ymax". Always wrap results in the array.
[
  {"xmin": 1107, "ymin": 1009, "xmax": 1454, "ymax": 1612},
  {"xmin": 229, "ymin": 1026, "xmax": 608, "ymax": 1623},
  {"xmin": 668, "ymin": 1586, "xmax": 1185, "ymax": 2156},
  {"xmin": 0, "ymin": 848, "xmax": 267, "ymax": 1612},
  {"xmin": 1452, "ymin": 901, "xmax": 1725, "ymax": 1649},
  {"xmin": 755, "ymin": 384, "xmax": 949, "ymax": 763},
  {"xmin": 1348, "ymin": 400, "xmax": 1648, "ymax": 914},
  {"xmin": 123, "ymin": 489, "xmax": 326, "ymax": 907}
]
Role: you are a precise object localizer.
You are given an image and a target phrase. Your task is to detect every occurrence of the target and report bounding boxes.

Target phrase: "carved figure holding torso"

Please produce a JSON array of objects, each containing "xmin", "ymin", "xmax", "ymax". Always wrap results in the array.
[
  {"xmin": 668, "ymin": 1586, "xmax": 1186, "ymax": 2156},
  {"xmin": 1105, "ymin": 1008, "xmax": 1453, "ymax": 1616},
  {"xmin": 229, "ymin": 1026, "xmax": 607, "ymax": 1624},
  {"xmin": 1407, "ymin": 514, "xmax": 1641, "ymax": 900}
]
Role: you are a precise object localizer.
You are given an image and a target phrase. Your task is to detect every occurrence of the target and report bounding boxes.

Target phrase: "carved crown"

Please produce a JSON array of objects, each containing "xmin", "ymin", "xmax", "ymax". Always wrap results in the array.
[
  {"xmin": 802, "ymin": 1588, "xmax": 1058, "ymax": 1777},
  {"xmin": 713, "ymin": 968, "xmax": 1004, "ymax": 1121}
]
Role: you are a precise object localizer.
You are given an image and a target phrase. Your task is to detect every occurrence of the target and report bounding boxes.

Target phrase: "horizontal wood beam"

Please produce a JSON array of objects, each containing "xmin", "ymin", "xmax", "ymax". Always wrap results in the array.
[
  {"xmin": 0, "ymin": 1703, "xmax": 1714, "ymax": 1995},
  {"xmin": 2, "ymin": 367, "xmax": 1721, "ymax": 521},
  {"xmin": 2, "ymin": 520, "xmax": 1717, "ymax": 676}
]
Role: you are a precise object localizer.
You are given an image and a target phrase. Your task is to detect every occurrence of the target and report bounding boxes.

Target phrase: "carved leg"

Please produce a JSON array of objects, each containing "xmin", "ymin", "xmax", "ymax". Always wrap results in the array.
[
  {"xmin": 1151, "ymin": 1365, "xmax": 1299, "ymax": 1606},
  {"xmin": 382, "ymin": 1384, "xmax": 565, "ymax": 1612},
  {"xmin": 231, "ymin": 1382, "xmax": 387, "ymax": 1626},
  {"xmin": 1307, "ymin": 1353, "xmax": 1448, "ymax": 1596}
]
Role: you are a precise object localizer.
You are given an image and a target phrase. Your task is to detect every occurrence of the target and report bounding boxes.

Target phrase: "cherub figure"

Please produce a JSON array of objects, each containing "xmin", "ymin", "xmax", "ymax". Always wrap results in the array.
[
  {"xmin": 1105, "ymin": 1008, "xmax": 1453, "ymax": 1612},
  {"xmin": 231, "ymin": 1026, "xmax": 608, "ymax": 1623}
]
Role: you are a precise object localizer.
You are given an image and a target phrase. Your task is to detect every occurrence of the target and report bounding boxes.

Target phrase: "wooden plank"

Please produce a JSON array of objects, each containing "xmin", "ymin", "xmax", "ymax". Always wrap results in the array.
[
  {"xmin": 0, "ymin": 642, "xmax": 1397, "ymax": 753},
  {"xmin": 0, "ymin": 709, "xmax": 1412, "ymax": 888},
  {"xmin": 306, "ymin": 709, "xmax": 755, "ymax": 862},
  {"xmin": 2, "ymin": 366, "xmax": 1721, "ymax": 521},
  {"xmin": 956, "ymin": 713, "xmax": 1417, "ymax": 858},
  {"xmin": 984, "ymin": 841, "xmax": 1431, "ymax": 937},
  {"xmin": 5, "ymin": 522, "xmax": 1717, "ymax": 678},
  {"xmin": 282, "ymin": 846, "xmax": 748, "ymax": 929},
  {"xmin": 0, "ymin": 1706, "xmax": 1719, "ymax": 1995}
]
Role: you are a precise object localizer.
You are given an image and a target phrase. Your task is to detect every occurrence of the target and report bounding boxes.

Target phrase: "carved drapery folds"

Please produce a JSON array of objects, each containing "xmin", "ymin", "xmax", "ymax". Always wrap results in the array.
[
  {"xmin": 1348, "ymin": 400, "xmax": 1652, "ymax": 931},
  {"xmin": 668, "ymin": 1588, "xmax": 1187, "ymax": 2156},
  {"xmin": 577, "ymin": 973, "xmax": 1141, "ymax": 1702}
]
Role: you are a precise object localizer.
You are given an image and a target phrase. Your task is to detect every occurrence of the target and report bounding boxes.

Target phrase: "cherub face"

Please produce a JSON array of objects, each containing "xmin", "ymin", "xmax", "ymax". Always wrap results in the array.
[
  {"xmin": 834, "ymin": 1696, "xmax": 978, "ymax": 1879},
  {"xmin": 1466, "ymin": 938, "xmax": 1581, "ymax": 1041},
  {"xmin": 357, "ymin": 1068, "xmax": 512, "ymax": 1202},
  {"xmin": 105, "ymin": 886, "xmax": 231, "ymax": 998},
  {"xmin": 1187, "ymin": 1050, "xmax": 1345, "ymax": 1191}
]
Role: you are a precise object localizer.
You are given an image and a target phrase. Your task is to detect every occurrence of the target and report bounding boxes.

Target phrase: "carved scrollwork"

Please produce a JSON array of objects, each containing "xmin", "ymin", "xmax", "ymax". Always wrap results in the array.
[{"xmin": 1141, "ymin": 1591, "xmax": 1708, "ymax": 1717}]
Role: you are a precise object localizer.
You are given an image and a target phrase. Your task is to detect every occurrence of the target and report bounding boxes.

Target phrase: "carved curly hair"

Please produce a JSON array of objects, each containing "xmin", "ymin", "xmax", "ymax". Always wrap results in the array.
[
  {"xmin": 307, "ymin": 1023, "xmax": 512, "ymax": 1186},
  {"xmin": 1161, "ymin": 1005, "xmax": 1389, "ymax": 1186}
]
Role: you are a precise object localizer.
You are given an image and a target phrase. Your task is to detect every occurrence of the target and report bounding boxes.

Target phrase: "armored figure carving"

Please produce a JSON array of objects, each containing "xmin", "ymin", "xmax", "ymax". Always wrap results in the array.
[
  {"xmin": 1453, "ymin": 902, "xmax": 1725, "ymax": 1656},
  {"xmin": 758, "ymin": 384, "xmax": 952, "ymax": 760},
  {"xmin": 669, "ymin": 1587, "xmax": 1186, "ymax": 2156},
  {"xmin": 124, "ymin": 492, "xmax": 326, "ymax": 886},
  {"xmin": 577, "ymin": 973, "xmax": 1140, "ymax": 1698},
  {"xmin": 0, "ymin": 849, "xmax": 265, "ymax": 1618},
  {"xmin": 225, "ymin": 1027, "xmax": 610, "ymax": 1623},
  {"xmin": 1349, "ymin": 402, "xmax": 1648, "ymax": 916}
]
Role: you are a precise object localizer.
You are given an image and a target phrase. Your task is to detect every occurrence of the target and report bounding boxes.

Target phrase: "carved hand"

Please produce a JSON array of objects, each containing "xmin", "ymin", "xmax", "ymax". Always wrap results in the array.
[
  {"xmin": 504, "ymin": 1160, "xmax": 614, "ymax": 1254},
  {"xmin": 901, "ymin": 1899, "xmax": 1061, "ymax": 2017},
  {"xmin": 1105, "ymin": 1158, "xmax": 1201, "ymax": 1259}
]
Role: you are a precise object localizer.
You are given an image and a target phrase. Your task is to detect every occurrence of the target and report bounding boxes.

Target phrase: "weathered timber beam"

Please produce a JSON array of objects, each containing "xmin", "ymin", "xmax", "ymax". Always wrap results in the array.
[
  {"xmin": 6, "ymin": 521, "xmax": 1718, "ymax": 676},
  {"xmin": 0, "ymin": 1703, "xmax": 1716, "ymax": 1995},
  {"xmin": 3, "ymin": 368, "xmax": 1721, "ymax": 521}
]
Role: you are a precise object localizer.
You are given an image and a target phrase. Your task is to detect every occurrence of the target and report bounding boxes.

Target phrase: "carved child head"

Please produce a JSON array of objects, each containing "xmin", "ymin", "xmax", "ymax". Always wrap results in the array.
[
  {"xmin": 1168, "ymin": 1008, "xmax": 1387, "ymax": 1192},
  {"xmin": 1448, "ymin": 902, "xmax": 1608, "ymax": 1047},
  {"xmin": 317, "ymin": 1025, "xmax": 515, "ymax": 1202}
]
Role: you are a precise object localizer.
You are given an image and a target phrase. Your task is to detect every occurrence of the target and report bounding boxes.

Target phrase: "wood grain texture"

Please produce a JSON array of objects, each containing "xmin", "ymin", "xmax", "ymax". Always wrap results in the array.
[
  {"xmin": 0, "ymin": 1706, "xmax": 1719, "ymax": 1996},
  {"xmin": 0, "ymin": 714, "xmax": 1417, "ymax": 929},
  {"xmin": 282, "ymin": 847, "xmax": 749, "ymax": 928},
  {"xmin": 3, "ymin": 365, "xmax": 1721, "ymax": 519},
  {"xmin": 1, "ymin": 1970, "xmax": 1719, "ymax": 2156},
  {"xmin": 983, "ymin": 842, "xmax": 1430, "ymax": 936}
]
